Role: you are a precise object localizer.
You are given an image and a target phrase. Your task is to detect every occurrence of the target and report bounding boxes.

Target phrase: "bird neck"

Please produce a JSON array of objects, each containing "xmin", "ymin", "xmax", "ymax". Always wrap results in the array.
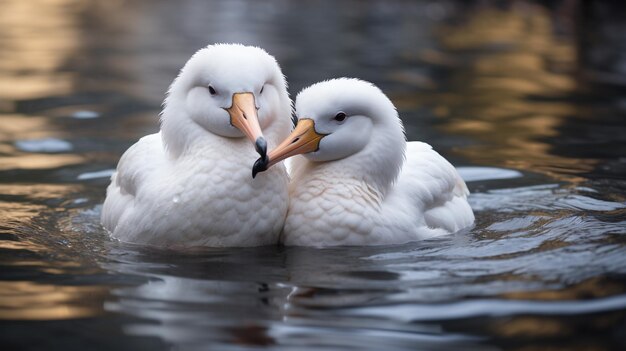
[
  {"xmin": 292, "ymin": 129, "xmax": 406, "ymax": 199},
  {"xmin": 160, "ymin": 90, "xmax": 201, "ymax": 158}
]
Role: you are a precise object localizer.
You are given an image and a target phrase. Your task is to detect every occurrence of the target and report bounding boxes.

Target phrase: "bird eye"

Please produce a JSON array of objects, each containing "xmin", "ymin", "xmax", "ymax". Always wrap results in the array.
[
  {"xmin": 333, "ymin": 112, "xmax": 347, "ymax": 122},
  {"xmin": 208, "ymin": 85, "xmax": 217, "ymax": 95},
  {"xmin": 260, "ymin": 85, "xmax": 265, "ymax": 94}
]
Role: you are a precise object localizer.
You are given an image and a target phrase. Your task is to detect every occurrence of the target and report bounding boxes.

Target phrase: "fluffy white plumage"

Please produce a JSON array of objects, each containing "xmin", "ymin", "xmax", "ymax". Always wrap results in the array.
[
  {"xmin": 101, "ymin": 44, "xmax": 291, "ymax": 247},
  {"xmin": 268, "ymin": 78, "xmax": 474, "ymax": 246}
]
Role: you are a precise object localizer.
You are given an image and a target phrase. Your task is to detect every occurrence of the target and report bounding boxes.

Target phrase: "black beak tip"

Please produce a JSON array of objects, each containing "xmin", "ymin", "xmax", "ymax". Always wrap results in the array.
[
  {"xmin": 255, "ymin": 137, "xmax": 267, "ymax": 159},
  {"xmin": 252, "ymin": 156, "xmax": 268, "ymax": 179}
]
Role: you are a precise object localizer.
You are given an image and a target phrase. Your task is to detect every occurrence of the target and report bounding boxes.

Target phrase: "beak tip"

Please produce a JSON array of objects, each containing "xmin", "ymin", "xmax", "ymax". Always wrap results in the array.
[
  {"xmin": 255, "ymin": 137, "xmax": 267, "ymax": 159},
  {"xmin": 252, "ymin": 156, "xmax": 268, "ymax": 179}
]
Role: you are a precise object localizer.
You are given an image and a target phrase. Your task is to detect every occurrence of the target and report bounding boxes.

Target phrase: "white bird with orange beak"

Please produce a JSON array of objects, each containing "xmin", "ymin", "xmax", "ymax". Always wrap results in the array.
[
  {"xmin": 102, "ymin": 44, "xmax": 291, "ymax": 247},
  {"xmin": 253, "ymin": 78, "xmax": 474, "ymax": 246}
]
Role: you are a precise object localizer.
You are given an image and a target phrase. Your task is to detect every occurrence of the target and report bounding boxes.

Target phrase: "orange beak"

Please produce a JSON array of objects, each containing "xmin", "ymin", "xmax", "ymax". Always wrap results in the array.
[
  {"xmin": 226, "ymin": 92, "xmax": 266, "ymax": 158},
  {"xmin": 252, "ymin": 118, "xmax": 325, "ymax": 178}
]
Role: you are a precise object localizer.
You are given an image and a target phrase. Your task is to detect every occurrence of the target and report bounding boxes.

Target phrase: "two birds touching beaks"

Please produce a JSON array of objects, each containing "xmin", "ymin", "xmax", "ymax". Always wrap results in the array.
[{"xmin": 101, "ymin": 44, "xmax": 474, "ymax": 248}]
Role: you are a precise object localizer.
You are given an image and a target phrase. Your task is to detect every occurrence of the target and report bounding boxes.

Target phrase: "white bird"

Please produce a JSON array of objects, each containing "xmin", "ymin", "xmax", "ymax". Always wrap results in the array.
[
  {"xmin": 101, "ymin": 44, "xmax": 291, "ymax": 247},
  {"xmin": 253, "ymin": 78, "xmax": 474, "ymax": 246}
]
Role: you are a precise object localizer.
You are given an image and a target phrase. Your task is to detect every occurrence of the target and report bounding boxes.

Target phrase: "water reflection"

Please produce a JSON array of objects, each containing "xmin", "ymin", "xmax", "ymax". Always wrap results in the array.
[
  {"xmin": 0, "ymin": 112, "xmax": 84, "ymax": 172},
  {"xmin": 400, "ymin": 3, "xmax": 605, "ymax": 183},
  {"xmin": 0, "ymin": 281, "xmax": 106, "ymax": 320},
  {"xmin": 101, "ymin": 244, "xmax": 492, "ymax": 350},
  {"xmin": 0, "ymin": 0, "xmax": 80, "ymax": 100}
]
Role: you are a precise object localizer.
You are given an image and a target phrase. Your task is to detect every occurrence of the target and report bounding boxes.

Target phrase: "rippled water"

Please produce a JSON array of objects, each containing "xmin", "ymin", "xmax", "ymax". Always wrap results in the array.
[{"xmin": 1, "ymin": 1, "xmax": 626, "ymax": 350}]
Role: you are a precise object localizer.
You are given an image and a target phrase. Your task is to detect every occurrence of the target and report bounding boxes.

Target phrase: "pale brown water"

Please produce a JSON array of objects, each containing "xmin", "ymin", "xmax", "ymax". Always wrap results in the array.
[{"xmin": 1, "ymin": 1, "xmax": 626, "ymax": 350}]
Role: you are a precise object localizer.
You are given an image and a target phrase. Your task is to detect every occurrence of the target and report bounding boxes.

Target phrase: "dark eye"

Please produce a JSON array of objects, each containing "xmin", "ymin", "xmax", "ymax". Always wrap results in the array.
[
  {"xmin": 260, "ymin": 85, "xmax": 265, "ymax": 94},
  {"xmin": 208, "ymin": 85, "xmax": 217, "ymax": 95},
  {"xmin": 333, "ymin": 112, "xmax": 347, "ymax": 122}
]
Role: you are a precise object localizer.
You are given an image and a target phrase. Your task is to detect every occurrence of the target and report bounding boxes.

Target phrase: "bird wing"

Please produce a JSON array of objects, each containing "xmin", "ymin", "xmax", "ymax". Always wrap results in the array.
[
  {"xmin": 390, "ymin": 141, "xmax": 474, "ymax": 233},
  {"xmin": 101, "ymin": 132, "xmax": 166, "ymax": 232}
]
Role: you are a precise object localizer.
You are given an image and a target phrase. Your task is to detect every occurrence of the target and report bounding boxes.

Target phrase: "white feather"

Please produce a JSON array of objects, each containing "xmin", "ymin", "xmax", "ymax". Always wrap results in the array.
[
  {"xmin": 281, "ymin": 79, "xmax": 474, "ymax": 246},
  {"xmin": 101, "ymin": 44, "xmax": 291, "ymax": 247}
]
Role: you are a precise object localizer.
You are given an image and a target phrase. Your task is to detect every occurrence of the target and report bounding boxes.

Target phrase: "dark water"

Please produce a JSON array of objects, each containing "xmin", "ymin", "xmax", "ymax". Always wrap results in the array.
[{"xmin": 1, "ymin": 1, "xmax": 626, "ymax": 350}]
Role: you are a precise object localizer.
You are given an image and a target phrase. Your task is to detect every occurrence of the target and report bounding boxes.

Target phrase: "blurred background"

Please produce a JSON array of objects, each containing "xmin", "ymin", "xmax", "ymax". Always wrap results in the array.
[
  {"xmin": 1, "ymin": 0, "xmax": 625, "ymax": 184},
  {"xmin": 1, "ymin": 1, "xmax": 625, "ymax": 350}
]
